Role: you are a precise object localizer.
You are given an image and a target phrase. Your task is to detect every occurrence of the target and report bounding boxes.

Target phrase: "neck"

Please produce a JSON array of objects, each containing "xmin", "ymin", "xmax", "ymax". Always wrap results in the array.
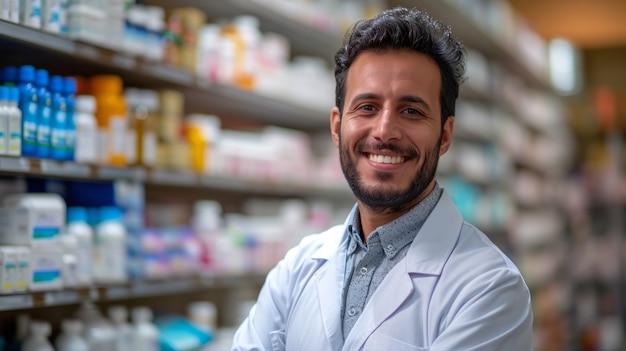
[{"xmin": 357, "ymin": 182, "xmax": 435, "ymax": 241}]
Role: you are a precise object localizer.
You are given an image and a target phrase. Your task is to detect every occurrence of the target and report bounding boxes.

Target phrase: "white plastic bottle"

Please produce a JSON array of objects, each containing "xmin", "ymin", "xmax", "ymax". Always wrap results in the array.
[
  {"xmin": 7, "ymin": 86, "xmax": 22, "ymax": 156},
  {"xmin": 75, "ymin": 301, "xmax": 116, "ymax": 351},
  {"xmin": 73, "ymin": 95, "xmax": 98, "ymax": 163},
  {"xmin": 131, "ymin": 306, "xmax": 159, "ymax": 351},
  {"xmin": 93, "ymin": 206, "xmax": 127, "ymax": 283},
  {"xmin": 55, "ymin": 319, "xmax": 89, "ymax": 351},
  {"xmin": 66, "ymin": 206, "xmax": 94, "ymax": 286},
  {"xmin": 108, "ymin": 305, "xmax": 133, "ymax": 351},
  {"xmin": 22, "ymin": 320, "xmax": 54, "ymax": 351}
]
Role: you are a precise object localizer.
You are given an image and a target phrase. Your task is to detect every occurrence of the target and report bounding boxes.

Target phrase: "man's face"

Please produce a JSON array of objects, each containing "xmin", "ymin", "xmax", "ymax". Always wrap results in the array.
[{"xmin": 330, "ymin": 50, "xmax": 454, "ymax": 213}]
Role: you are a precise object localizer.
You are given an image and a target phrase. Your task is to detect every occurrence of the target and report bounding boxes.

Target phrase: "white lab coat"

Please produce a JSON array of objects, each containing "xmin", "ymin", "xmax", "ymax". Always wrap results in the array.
[{"xmin": 232, "ymin": 191, "xmax": 533, "ymax": 350}]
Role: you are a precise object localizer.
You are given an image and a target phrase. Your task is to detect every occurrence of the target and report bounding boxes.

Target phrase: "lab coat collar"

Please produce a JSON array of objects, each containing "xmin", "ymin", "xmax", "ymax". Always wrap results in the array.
[{"xmin": 404, "ymin": 190, "xmax": 464, "ymax": 275}]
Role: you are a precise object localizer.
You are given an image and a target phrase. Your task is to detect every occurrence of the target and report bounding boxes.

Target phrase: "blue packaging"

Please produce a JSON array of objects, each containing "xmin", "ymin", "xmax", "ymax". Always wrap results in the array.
[
  {"xmin": 64, "ymin": 77, "xmax": 77, "ymax": 160},
  {"xmin": 18, "ymin": 65, "xmax": 39, "ymax": 156},
  {"xmin": 35, "ymin": 69, "xmax": 52, "ymax": 158},
  {"xmin": 49, "ymin": 75, "xmax": 68, "ymax": 160},
  {"xmin": 156, "ymin": 317, "xmax": 213, "ymax": 351}
]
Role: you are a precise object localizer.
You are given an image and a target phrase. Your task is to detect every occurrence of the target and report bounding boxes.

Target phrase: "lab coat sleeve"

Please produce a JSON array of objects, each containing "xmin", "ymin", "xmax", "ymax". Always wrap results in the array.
[
  {"xmin": 231, "ymin": 227, "xmax": 333, "ymax": 351},
  {"xmin": 429, "ymin": 267, "xmax": 534, "ymax": 351},
  {"xmin": 231, "ymin": 252, "xmax": 294, "ymax": 351}
]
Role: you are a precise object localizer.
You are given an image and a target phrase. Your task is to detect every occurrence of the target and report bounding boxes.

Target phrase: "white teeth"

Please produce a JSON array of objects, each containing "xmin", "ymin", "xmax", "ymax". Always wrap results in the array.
[{"xmin": 368, "ymin": 154, "xmax": 405, "ymax": 164}]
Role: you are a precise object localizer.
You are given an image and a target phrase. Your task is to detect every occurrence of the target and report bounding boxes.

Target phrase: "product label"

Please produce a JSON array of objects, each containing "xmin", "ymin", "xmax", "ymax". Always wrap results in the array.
[
  {"xmin": 16, "ymin": 257, "xmax": 28, "ymax": 290},
  {"xmin": 143, "ymin": 131, "xmax": 156, "ymax": 165},
  {"xmin": 109, "ymin": 116, "xmax": 127, "ymax": 155},
  {"xmin": 32, "ymin": 226, "xmax": 60, "ymax": 239},
  {"xmin": 0, "ymin": 114, "xmax": 7, "ymax": 154},
  {"xmin": 32, "ymin": 269, "xmax": 60, "ymax": 283},
  {"xmin": 8, "ymin": 112, "xmax": 22, "ymax": 155},
  {"xmin": 23, "ymin": 118, "xmax": 37, "ymax": 143},
  {"xmin": 76, "ymin": 126, "xmax": 97, "ymax": 162}
]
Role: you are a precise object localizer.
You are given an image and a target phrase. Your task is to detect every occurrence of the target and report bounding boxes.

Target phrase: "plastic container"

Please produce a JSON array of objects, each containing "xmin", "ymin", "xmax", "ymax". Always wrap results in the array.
[
  {"xmin": 42, "ymin": 0, "xmax": 62, "ymax": 33},
  {"xmin": 90, "ymin": 75, "xmax": 127, "ymax": 166},
  {"xmin": 35, "ymin": 69, "xmax": 52, "ymax": 158},
  {"xmin": 0, "ymin": 193, "xmax": 66, "ymax": 249},
  {"xmin": 108, "ymin": 305, "xmax": 133, "ymax": 351},
  {"xmin": 55, "ymin": 319, "xmax": 89, "ymax": 351},
  {"xmin": 7, "ymin": 86, "xmax": 22, "ymax": 155},
  {"xmin": 67, "ymin": 207, "xmax": 93, "ymax": 286},
  {"xmin": 22, "ymin": 320, "xmax": 54, "ymax": 351},
  {"xmin": 21, "ymin": 0, "xmax": 42, "ymax": 29},
  {"xmin": 18, "ymin": 65, "xmax": 39, "ymax": 157},
  {"xmin": 187, "ymin": 301, "xmax": 217, "ymax": 334},
  {"xmin": 64, "ymin": 77, "xmax": 77, "ymax": 160},
  {"xmin": 0, "ymin": 86, "xmax": 9, "ymax": 154},
  {"xmin": 50, "ymin": 75, "xmax": 68, "ymax": 160},
  {"xmin": 73, "ymin": 95, "xmax": 98, "ymax": 163},
  {"xmin": 93, "ymin": 206, "xmax": 127, "ymax": 283},
  {"xmin": 75, "ymin": 302, "xmax": 116, "ymax": 351},
  {"xmin": 131, "ymin": 306, "xmax": 159, "ymax": 351}
]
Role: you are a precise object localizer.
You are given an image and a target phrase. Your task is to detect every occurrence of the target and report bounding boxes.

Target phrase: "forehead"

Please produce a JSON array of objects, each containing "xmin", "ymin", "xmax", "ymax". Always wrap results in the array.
[{"xmin": 345, "ymin": 49, "xmax": 442, "ymax": 98}]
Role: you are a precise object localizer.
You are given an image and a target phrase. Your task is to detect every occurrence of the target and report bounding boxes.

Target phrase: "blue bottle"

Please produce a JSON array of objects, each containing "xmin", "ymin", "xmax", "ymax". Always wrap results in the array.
[
  {"xmin": 18, "ymin": 65, "xmax": 39, "ymax": 157},
  {"xmin": 49, "ymin": 75, "xmax": 67, "ymax": 160},
  {"xmin": 3, "ymin": 66, "xmax": 18, "ymax": 86},
  {"xmin": 64, "ymin": 77, "xmax": 77, "ymax": 161},
  {"xmin": 35, "ymin": 69, "xmax": 52, "ymax": 158}
]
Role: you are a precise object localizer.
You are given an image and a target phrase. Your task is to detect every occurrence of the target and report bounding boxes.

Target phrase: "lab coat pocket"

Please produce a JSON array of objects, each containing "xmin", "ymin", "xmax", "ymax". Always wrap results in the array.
[
  {"xmin": 270, "ymin": 330, "xmax": 286, "ymax": 351},
  {"xmin": 365, "ymin": 332, "xmax": 427, "ymax": 351}
]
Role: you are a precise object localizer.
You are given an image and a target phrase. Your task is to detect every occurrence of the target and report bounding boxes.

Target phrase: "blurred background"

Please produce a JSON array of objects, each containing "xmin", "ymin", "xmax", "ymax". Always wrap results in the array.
[{"xmin": 0, "ymin": 0, "xmax": 623, "ymax": 350}]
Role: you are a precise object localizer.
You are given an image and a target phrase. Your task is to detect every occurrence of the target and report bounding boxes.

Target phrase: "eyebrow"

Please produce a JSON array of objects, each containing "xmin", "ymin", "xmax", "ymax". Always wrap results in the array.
[{"xmin": 349, "ymin": 93, "xmax": 431, "ymax": 111}]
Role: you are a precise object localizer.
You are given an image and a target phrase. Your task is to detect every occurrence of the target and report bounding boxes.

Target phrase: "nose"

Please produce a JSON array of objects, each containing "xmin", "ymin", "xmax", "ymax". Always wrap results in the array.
[{"xmin": 372, "ymin": 109, "xmax": 401, "ymax": 142}]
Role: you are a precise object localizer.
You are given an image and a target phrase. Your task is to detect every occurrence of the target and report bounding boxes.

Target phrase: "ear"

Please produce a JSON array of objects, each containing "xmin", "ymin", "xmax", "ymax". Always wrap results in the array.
[
  {"xmin": 330, "ymin": 106, "xmax": 341, "ymax": 147},
  {"xmin": 439, "ymin": 116, "xmax": 454, "ymax": 156}
]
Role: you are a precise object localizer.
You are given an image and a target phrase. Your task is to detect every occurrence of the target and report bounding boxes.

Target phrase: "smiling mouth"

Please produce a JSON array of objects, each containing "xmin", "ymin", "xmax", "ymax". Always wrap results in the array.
[{"xmin": 367, "ymin": 153, "xmax": 406, "ymax": 164}]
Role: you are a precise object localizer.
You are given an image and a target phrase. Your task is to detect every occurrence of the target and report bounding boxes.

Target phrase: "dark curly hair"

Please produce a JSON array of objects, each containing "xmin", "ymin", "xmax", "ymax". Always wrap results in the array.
[{"xmin": 334, "ymin": 7, "xmax": 466, "ymax": 124}]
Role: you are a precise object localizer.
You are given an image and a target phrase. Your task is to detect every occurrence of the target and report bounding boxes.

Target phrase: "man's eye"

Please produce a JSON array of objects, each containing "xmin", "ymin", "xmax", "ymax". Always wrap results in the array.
[
  {"xmin": 360, "ymin": 105, "xmax": 375, "ymax": 111},
  {"xmin": 405, "ymin": 108, "xmax": 421, "ymax": 115}
]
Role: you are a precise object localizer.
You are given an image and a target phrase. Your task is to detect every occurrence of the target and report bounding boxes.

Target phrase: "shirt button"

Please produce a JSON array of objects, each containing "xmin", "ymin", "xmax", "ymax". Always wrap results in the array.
[
  {"xmin": 387, "ymin": 244, "xmax": 395, "ymax": 251},
  {"xmin": 348, "ymin": 308, "xmax": 357, "ymax": 316},
  {"xmin": 360, "ymin": 267, "xmax": 368, "ymax": 275}
]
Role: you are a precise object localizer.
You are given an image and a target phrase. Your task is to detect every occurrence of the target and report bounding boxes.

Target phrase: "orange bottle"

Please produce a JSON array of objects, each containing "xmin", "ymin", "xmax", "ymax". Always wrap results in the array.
[{"xmin": 90, "ymin": 75, "xmax": 127, "ymax": 166}]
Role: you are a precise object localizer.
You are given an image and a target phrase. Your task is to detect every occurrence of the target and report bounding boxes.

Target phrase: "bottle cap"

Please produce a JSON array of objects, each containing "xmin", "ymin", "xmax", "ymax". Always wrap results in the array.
[
  {"xmin": 65, "ymin": 77, "xmax": 77, "ymax": 95},
  {"xmin": 50, "ymin": 75, "xmax": 65, "ymax": 93},
  {"xmin": 108, "ymin": 305, "xmax": 128, "ymax": 323},
  {"xmin": 61, "ymin": 319, "xmax": 83, "ymax": 334},
  {"xmin": 132, "ymin": 306, "xmax": 153, "ymax": 323},
  {"xmin": 0, "ymin": 86, "xmax": 8, "ymax": 101},
  {"xmin": 3, "ymin": 66, "xmax": 18, "ymax": 84},
  {"xmin": 90, "ymin": 75, "xmax": 123, "ymax": 96},
  {"xmin": 9, "ymin": 86, "xmax": 19, "ymax": 103},
  {"xmin": 99, "ymin": 206, "xmax": 122, "ymax": 222},
  {"xmin": 35, "ymin": 69, "xmax": 49, "ymax": 88},
  {"xmin": 75, "ymin": 95, "xmax": 97, "ymax": 114},
  {"xmin": 18, "ymin": 65, "xmax": 35, "ymax": 83},
  {"xmin": 67, "ymin": 207, "xmax": 88, "ymax": 223},
  {"xmin": 29, "ymin": 320, "xmax": 51, "ymax": 336}
]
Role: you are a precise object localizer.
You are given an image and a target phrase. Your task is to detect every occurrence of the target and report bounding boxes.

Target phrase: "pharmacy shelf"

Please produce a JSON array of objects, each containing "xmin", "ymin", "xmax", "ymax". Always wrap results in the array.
[
  {"xmin": 0, "ymin": 156, "xmax": 353, "ymax": 200},
  {"xmin": 144, "ymin": 0, "xmax": 343, "ymax": 63},
  {"xmin": 0, "ymin": 20, "xmax": 330, "ymax": 131},
  {"xmin": 0, "ymin": 274, "xmax": 266, "ymax": 312},
  {"xmin": 388, "ymin": 0, "xmax": 552, "ymax": 91}
]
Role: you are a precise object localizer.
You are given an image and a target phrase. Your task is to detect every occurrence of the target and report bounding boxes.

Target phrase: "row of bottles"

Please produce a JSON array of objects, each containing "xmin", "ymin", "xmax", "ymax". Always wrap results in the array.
[
  {"xmin": 0, "ymin": 65, "xmax": 159, "ymax": 167},
  {"xmin": 15, "ymin": 303, "xmax": 158, "ymax": 351}
]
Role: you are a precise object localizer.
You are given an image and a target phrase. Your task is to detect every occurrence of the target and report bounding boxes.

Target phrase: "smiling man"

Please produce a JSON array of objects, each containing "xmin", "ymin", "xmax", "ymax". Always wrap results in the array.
[{"xmin": 232, "ymin": 7, "xmax": 533, "ymax": 351}]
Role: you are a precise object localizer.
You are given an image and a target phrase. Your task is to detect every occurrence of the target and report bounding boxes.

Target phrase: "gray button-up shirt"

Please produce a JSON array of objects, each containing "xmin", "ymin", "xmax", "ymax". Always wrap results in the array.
[{"xmin": 341, "ymin": 184, "xmax": 443, "ymax": 339}]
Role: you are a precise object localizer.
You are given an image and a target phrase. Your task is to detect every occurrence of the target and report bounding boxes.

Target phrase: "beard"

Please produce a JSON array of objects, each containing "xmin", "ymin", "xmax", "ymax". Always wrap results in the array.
[{"xmin": 339, "ymin": 134, "xmax": 441, "ymax": 214}]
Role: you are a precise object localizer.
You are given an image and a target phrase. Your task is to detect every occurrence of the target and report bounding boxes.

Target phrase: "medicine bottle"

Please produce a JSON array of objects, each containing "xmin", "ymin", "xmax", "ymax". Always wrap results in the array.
[{"xmin": 90, "ymin": 75, "xmax": 127, "ymax": 166}]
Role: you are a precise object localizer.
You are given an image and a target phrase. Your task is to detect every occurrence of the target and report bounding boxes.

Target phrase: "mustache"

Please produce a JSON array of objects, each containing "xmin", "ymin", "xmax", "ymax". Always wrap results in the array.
[{"xmin": 355, "ymin": 142, "xmax": 419, "ymax": 158}]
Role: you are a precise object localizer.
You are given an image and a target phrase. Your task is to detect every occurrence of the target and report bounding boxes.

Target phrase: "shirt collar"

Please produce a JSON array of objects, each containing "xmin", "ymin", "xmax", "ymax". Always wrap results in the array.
[{"xmin": 345, "ymin": 183, "xmax": 443, "ymax": 259}]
